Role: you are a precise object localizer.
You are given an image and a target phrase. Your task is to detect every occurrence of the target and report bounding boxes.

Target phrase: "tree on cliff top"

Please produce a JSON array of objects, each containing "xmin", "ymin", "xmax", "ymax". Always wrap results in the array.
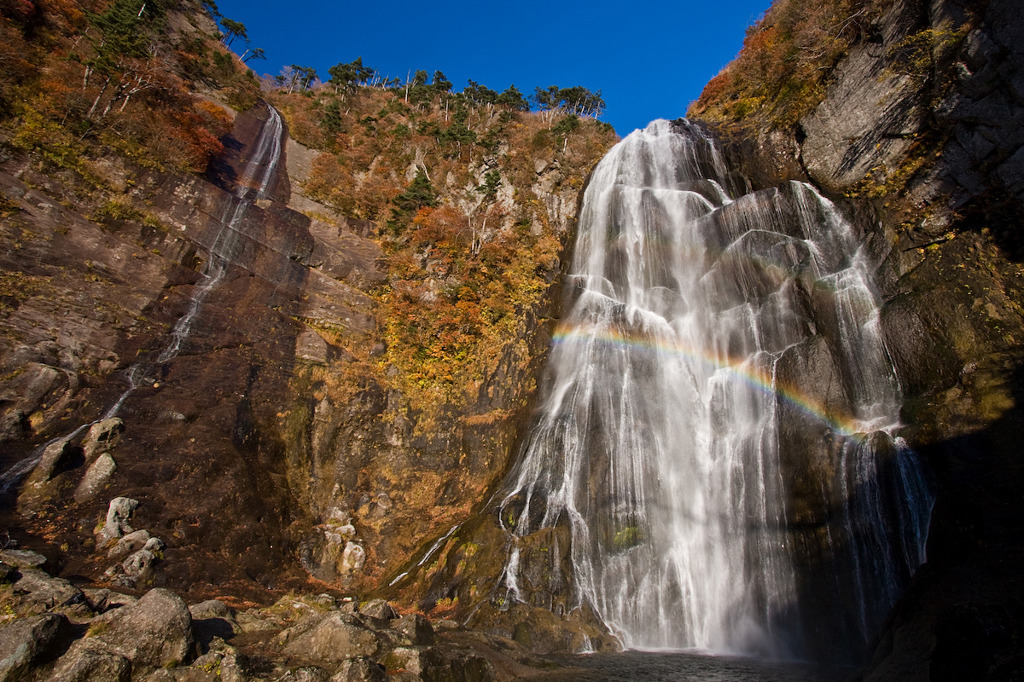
[
  {"xmin": 219, "ymin": 17, "xmax": 247, "ymax": 47},
  {"xmin": 532, "ymin": 85, "xmax": 605, "ymax": 118},
  {"xmin": 328, "ymin": 57, "xmax": 375, "ymax": 93},
  {"xmin": 497, "ymin": 85, "xmax": 529, "ymax": 111},
  {"xmin": 386, "ymin": 168, "xmax": 438, "ymax": 235}
]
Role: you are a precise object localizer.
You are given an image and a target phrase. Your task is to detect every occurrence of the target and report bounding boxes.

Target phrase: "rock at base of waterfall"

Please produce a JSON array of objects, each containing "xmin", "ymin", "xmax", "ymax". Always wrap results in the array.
[
  {"xmin": 82, "ymin": 588, "xmax": 194, "ymax": 672},
  {"xmin": 333, "ymin": 656, "xmax": 388, "ymax": 681},
  {"xmin": 392, "ymin": 613, "xmax": 434, "ymax": 646},
  {"xmin": 106, "ymin": 529, "xmax": 150, "ymax": 561},
  {"xmin": 189, "ymin": 648, "xmax": 247, "ymax": 682},
  {"xmin": 12, "ymin": 568, "xmax": 85, "ymax": 611},
  {"xmin": 189, "ymin": 598, "xmax": 234, "ymax": 621},
  {"xmin": 279, "ymin": 665, "xmax": 331, "ymax": 681},
  {"xmin": 95, "ymin": 497, "xmax": 138, "ymax": 547},
  {"xmin": 82, "ymin": 588, "xmax": 136, "ymax": 614},
  {"xmin": 281, "ymin": 613, "xmax": 385, "ymax": 665},
  {"xmin": 379, "ymin": 646, "xmax": 465, "ymax": 679},
  {"xmin": 0, "ymin": 549, "xmax": 47, "ymax": 568},
  {"xmin": 190, "ymin": 598, "xmax": 240, "ymax": 646},
  {"xmin": 81, "ymin": 418, "xmax": 124, "ymax": 460},
  {"xmin": 358, "ymin": 598, "xmax": 396, "ymax": 621},
  {"xmin": 469, "ymin": 601, "xmax": 620, "ymax": 655},
  {"xmin": 73, "ymin": 453, "xmax": 116, "ymax": 503},
  {"xmin": 47, "ymin": 638, "xmax": 130, "ymax": 682},
  {"xmin": 0, "ymin": 613, "xmax": 70, "ymax": 682}
]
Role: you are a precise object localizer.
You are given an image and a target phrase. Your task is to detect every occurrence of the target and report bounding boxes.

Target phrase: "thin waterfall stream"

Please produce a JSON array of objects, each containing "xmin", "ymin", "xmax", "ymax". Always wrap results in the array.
[
  {"xmin": 0, "ymin": 104, "xmax": 283, "ymax": 492},
  {"xmin": 496, "ymin": 120, "xmax": 932, "ymax": 659}
]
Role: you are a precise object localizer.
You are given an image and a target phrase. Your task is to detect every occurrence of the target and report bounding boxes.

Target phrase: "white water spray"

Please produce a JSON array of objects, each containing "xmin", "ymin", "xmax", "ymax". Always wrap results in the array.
[{"xmin": 497, "ymin": 120, "xmax": 931, "ymax": 657}]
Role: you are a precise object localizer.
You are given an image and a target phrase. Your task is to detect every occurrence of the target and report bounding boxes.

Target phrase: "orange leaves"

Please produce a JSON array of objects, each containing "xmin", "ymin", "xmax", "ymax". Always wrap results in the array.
[
  {"xmin": 176, "ymin": 120, "xmax": 225, "ymax": 172},
  {"xmin": 158, "ymin": 100, "xmax": 234, "ymax": 172},
  {"xmin": 690, "ymin": 0, "xmax": 883, "ymax": 128},
  {"xmin": 409, "ymin": 205, "xmax": 469, "ymax": 250},
  {"xmin": 258, "ymin": 79, "xmax": 616, "ymax": 417},
  {"xmin": 37, "ymin": 0, "xmax": 87, "ymax": 29},
  {"xmin": 195, "ymin": 100, "xmax": 233, "ymax": 135},
  {"xmin": 0, "ymin": 16, "xmax": 35, "ymax": 88}
]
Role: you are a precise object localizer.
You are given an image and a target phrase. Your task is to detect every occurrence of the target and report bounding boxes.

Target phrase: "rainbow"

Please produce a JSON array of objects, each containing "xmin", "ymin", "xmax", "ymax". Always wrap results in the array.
[{"xmin": 551, "ymin": 321, "xmax": 865, "ymax": 437}]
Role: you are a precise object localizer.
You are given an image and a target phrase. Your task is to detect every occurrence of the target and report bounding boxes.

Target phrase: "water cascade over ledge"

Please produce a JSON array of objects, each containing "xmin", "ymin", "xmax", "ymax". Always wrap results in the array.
[
  {"xmin": 0, "ymin": 104, "xmax": 283, "ymax": 492},
  {"xmin": 496, "ymin": 120, "xmax": 932, "ymax": 660}
]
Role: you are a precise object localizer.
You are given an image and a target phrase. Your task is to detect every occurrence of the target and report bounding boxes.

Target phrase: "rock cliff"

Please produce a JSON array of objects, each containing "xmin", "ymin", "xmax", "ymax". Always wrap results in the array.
[
  {"xmin": 0, "ymin": 70, "xmax": 614, "ymax": 618},
  {"xmin": 1, "ymin": 0, "xmax": 1020, "ymax": 675}
]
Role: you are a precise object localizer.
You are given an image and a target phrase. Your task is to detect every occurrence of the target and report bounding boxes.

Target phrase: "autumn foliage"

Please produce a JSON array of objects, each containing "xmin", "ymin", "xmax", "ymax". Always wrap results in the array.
[
  {"xmin": 689, "ymin": 0, "xmax": 887, "ymax": 129},
  {"xmin": 0, "ymin": 0, "xmax": 258, "ymax": 175},
  {"xmin": 266, "ymin": 73, "xmax": 617, "ymax": 411}
]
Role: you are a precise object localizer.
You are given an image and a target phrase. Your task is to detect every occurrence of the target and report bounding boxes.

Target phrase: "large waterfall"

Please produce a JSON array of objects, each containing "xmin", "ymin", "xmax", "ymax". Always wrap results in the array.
[{"xmin": 497, "ymin": 120, "xmax": 932, "ymax": 658}]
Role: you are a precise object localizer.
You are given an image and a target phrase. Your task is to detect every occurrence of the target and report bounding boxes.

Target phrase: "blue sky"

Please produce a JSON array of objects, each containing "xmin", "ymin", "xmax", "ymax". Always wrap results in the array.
[{"xmin": 212, "ymin": 0, "xmax": 770, "ymax": 136}]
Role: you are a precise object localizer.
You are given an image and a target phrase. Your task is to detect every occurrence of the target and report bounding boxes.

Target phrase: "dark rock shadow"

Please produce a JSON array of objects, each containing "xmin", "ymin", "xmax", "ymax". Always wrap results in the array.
[
  {"xmin": 193, "ymin": 617, "xmax": 237, "ymax": 652},
  {"xmin": 862, "ymin": 363, "xmax": 1024, "ymax": 680}
]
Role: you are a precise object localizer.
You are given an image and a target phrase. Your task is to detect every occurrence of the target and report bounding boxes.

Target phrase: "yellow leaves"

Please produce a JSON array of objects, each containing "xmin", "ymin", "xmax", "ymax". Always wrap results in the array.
[
  {"xmin": 884, "ymin": 24, "xmax": 970, "ymax": 82},
  {"xmin": 265, "ymin": 84, "xmax": 616, "ymax": 426}
]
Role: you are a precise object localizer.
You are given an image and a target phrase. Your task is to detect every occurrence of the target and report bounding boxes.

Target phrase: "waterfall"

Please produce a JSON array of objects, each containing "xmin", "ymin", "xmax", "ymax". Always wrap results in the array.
[
  {"xmin": 497, "ymin": 120, "xmax": 932, "ymax": 658},
  {"xmin": 158, "ymin": 103, "xmax": 283, "ymax": 362},
  {"xmin": 0, "ymin": 104, "xmax": 283, "ymax": 492}
]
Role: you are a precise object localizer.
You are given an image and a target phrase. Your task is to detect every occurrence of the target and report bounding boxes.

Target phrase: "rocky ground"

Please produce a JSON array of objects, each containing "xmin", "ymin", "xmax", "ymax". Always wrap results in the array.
[{"xmin": 0, "ymin": 502, "xmax": 565, "ymax": 681}]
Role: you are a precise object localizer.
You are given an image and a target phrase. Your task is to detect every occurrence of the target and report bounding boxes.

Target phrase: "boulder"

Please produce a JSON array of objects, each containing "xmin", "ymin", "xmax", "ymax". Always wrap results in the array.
[
  {"xmin": 392, "ymin": 613, "xmax": 434, "ymax": 646},
  {"xmin": 0, "ymin": 549, "xmax": 46, "ymax": 568},
  {"xmin": 47, "ymin": 638, "xmax": 130, "ymax": 682},
  {"xmin": 96, "ymin": 497, "xmax": 139, "ymax": 547},
  {"xmin": 25, "ymin": 437, "xmax": 78, "ymax": 487},
  {"xmin": 379, "ymin": 646, "xmax": 451, "ymax": 678},
  {"xmin": 104, "ymin": 548, "xmax": 158, "ymax": 588},
  {"xmin": 331, "ymin": 656, "xmax": 387, "ymax": 682},
  {"xmin": 143, "ymin": 537, "xmax": 165, "ymax": 553},
  {"xmin": 282, "ymin": 612, "xmax": 385, "ymax": 666},
  {"xmin": 85, "ymin": 587, "xmax": 194, "ymax": 672},
  {"xmin": 12, "ymin": 568, "xmax": 85, "ymax": 610},
  {"xmin": 188, "ymin": 599, "xmax": 234, "ymax": 621},
  {"xmin": 280, "ymin": 665, "xmax": 331, "ymax": 681},
  {"xmin": 358, "ymin": 598, "xmax": 395, "ymax": 621},
  {"xmin": 82, "ymin": 588, "xmax": 136, "ymax": 614},
  {"xmin": 107, "ymin": 529, "xmax": 151, "ymax": 561},
  {"xmin": 80, "ymin": 418, "xmax": 124, "ymax": 460},
  {"xmin": 339, "ymin": 542, "xmax": 365, "ymax": 577},
  {"xmin": 0, "ymin": 613, "xmax": 69, "ymax": 681},
  {"xmin": 73, "ymin": 453, "xmax": 116, "ymax": 503},
  {"xmin": 190, "ymin": 599, "xmax": 239, "ymax": 646},
  {"xmin": 120, "ymin": 548, "xmax": 158, "ymax": 585},
  {"xmin": 185, "ymin": 649, "xmax": 247, "ymax": 682}
]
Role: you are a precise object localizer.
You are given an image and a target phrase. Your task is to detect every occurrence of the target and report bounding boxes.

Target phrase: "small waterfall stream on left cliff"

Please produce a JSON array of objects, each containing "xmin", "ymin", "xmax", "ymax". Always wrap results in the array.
[
  {"xmin": 496, "ymin": 120, "xmax": 932, "ymax": 660},
  {"xmin": 0, "ymin": 104, "xmax": 284, "ymax": 491},
  {"xmin": 156, "ymin": 105, "xmax": 283, "ymax": 364}
]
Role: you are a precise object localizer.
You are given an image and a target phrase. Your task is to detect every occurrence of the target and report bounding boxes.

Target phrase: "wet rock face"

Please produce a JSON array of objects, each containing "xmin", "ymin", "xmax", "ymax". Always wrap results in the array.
[
  {"xmin": 0, "ymin": 91, "xmax": 584, "ymax": 608},
  {"xmin": 0, "ymin": 103, "xmax": 315, "ymax": 596},
  {"xmin": 703, "ymin": 0, "xmax": 1024, "ymax": 676}
]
